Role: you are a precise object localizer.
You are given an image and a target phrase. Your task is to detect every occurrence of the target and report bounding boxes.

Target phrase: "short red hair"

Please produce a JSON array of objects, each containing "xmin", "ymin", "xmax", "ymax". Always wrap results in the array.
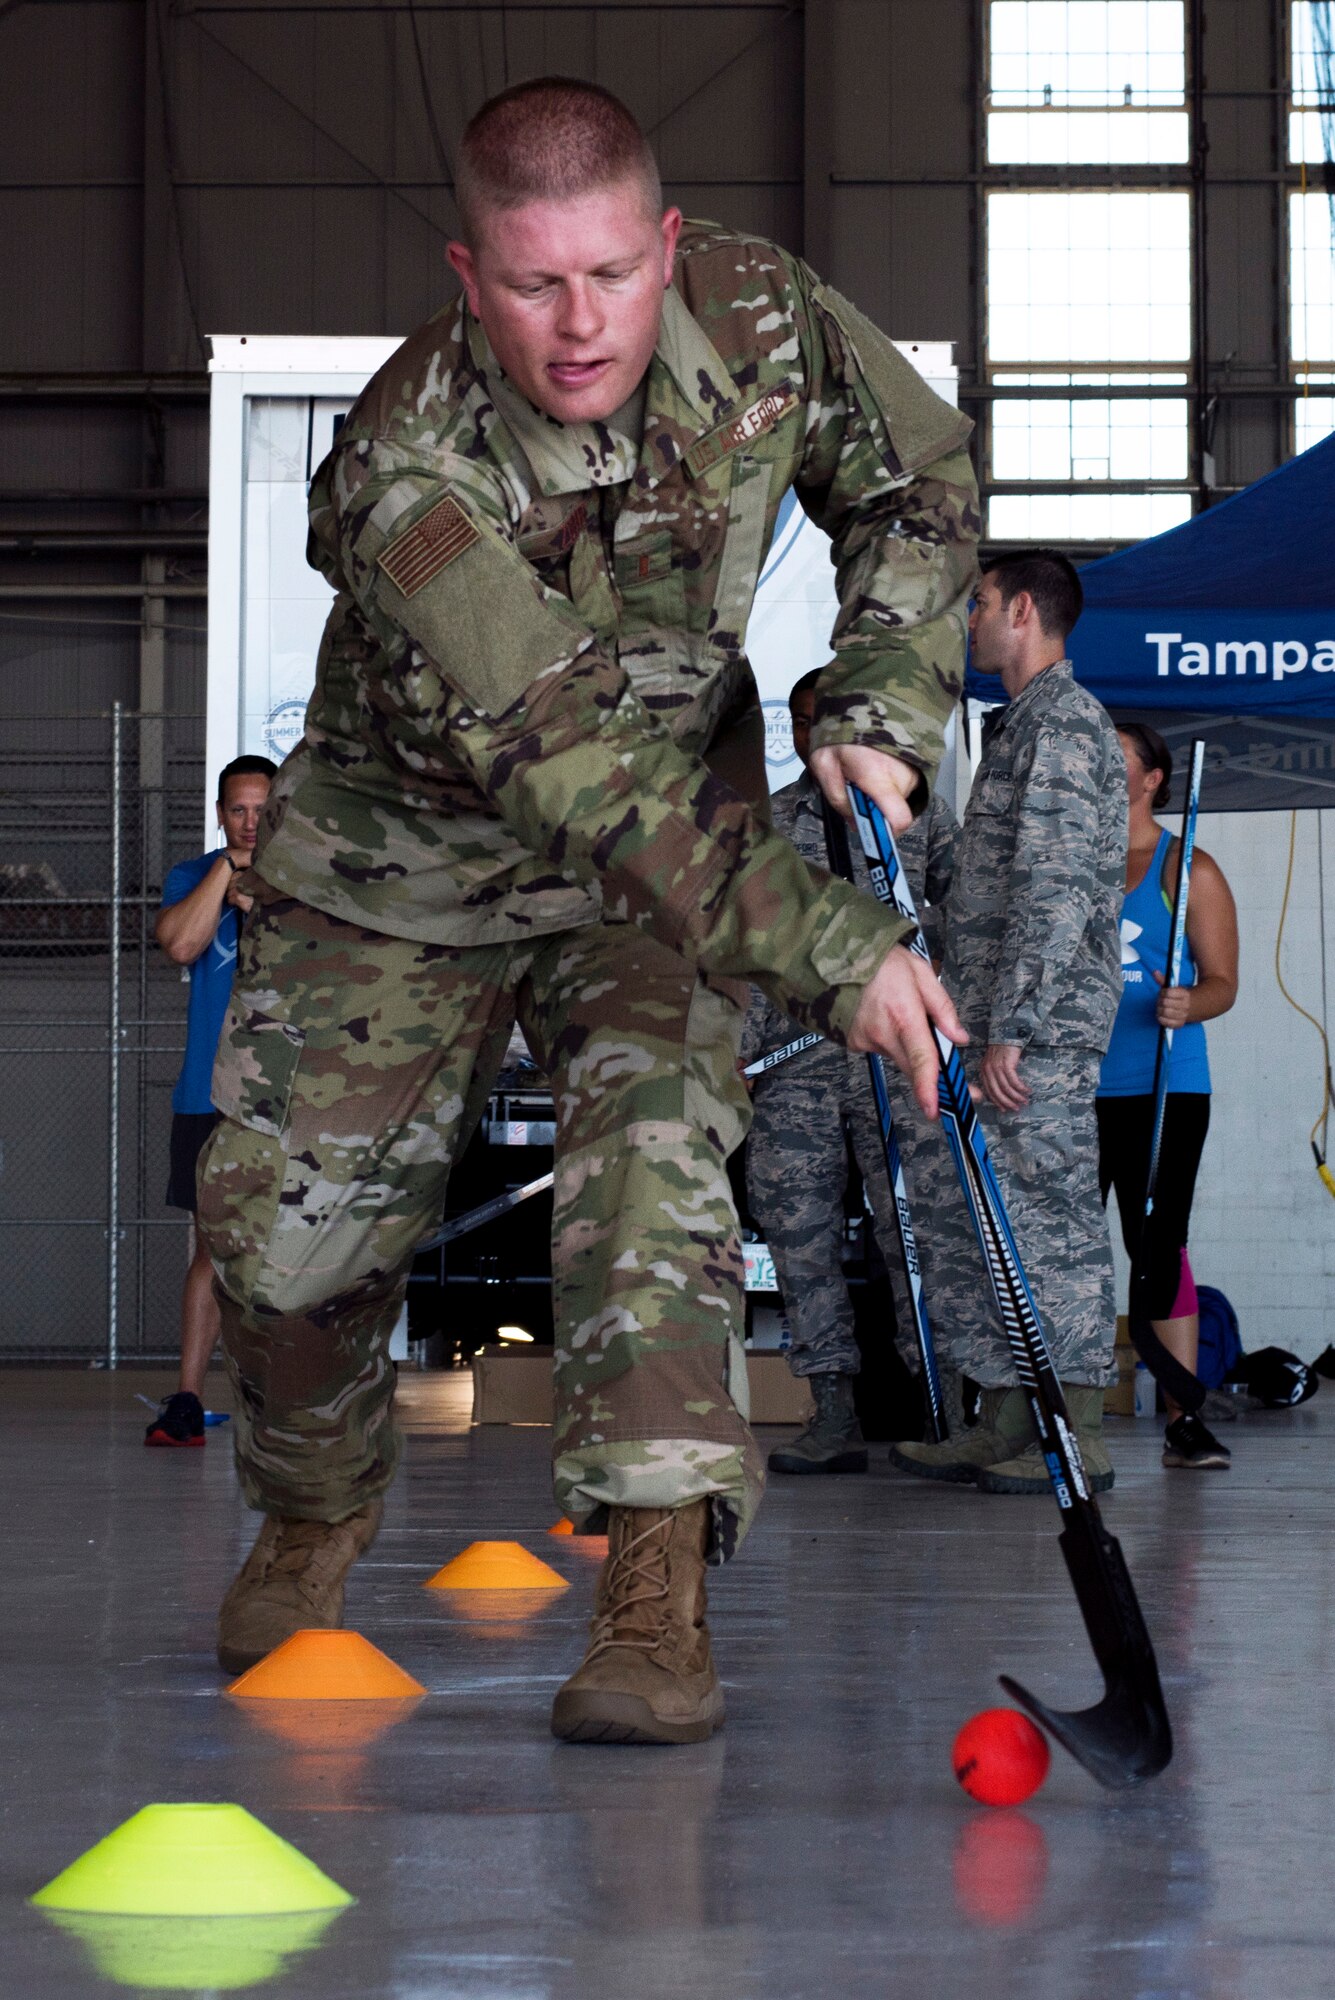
[{"xmin": 455, "ymin": 77, "xmax": 661, "ymax": 242}]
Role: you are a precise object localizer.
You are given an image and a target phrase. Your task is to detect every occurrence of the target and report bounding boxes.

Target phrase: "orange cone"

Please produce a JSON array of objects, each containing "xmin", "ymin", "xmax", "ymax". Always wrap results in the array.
[
  {"xmin": 547, "ymin": 1520, "xmax": 609, "ymax": 1554},
  {"xmin": 236, "ymin": 1702, "xmax": 420, "ymax": 1754},
  {"xmin": 225, "ymin": 1630, "xmax": 425, "ymax": 1701},
  {"xmin": 424, "ymin": 1541, "xmax": 568, "ymax": 1591}
]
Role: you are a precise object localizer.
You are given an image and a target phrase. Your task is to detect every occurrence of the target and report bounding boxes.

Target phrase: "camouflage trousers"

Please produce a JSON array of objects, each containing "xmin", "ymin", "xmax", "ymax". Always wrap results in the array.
[
  {"xmin": 745, "ymin": 1044, "xmax": 946, "ymax": 1381},
  {"xmin": 911, "ymin": 1046, "xmax": 1116, "ymax": 1389},
  {"xmin": 197, "ymin": 888, "xmax": 763, "ymax": 1556}
]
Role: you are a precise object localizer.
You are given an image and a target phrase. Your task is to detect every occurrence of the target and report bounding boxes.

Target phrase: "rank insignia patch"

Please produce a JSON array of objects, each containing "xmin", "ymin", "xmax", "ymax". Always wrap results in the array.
[{"xmin": 377, "ymin": 495, "xmax": 479, "ymax": 597}]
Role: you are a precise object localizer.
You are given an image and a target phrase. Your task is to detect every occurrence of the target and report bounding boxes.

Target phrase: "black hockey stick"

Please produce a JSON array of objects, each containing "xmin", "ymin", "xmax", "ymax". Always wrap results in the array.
[
  {"xmin": 823, "ymin": 799, "xmax": 948, "ymax": 1440},
  {"xmin": 1126, "ymin": 737, "xmax": 1208, "ymax": 1413},
  {"xmin": 742, "ymin": 1031, "xmax": 824, "ymax": 1077},
  {"xmin": 849, "ymin": 783, "xmax": 1171, "ymax": 1788},
  {"xmin": 416, "ymin": 1170, "xmax": 554, "ymax": 1255}
]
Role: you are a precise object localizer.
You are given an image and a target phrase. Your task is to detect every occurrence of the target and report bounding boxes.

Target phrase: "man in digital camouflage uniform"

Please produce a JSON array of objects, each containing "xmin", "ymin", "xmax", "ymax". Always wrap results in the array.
[
  {"xmin": 743, "ymin": 666, "xmax": 958, "ymax": 1473},
  {"xmin": 891, "ymin": 549, "xmax": 1125, "ymax": 1495},
  {"xmin": 199, "ymin": 77, "xmax": 978, "ymax": 1743}
]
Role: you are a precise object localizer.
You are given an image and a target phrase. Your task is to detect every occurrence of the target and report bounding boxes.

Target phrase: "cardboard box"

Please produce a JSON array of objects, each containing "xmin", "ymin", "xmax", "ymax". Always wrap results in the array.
[
  {"xmin": 745, "ymin": 1352, "xmax": 814, "ymax": 1425},
  {"xmin": 470, "ymin": 1345, "xmax": 812, "ymax": 1426},
  {"xmin": 471, "ymin": 1346, "xmax": 557, "ymax": 1424}
]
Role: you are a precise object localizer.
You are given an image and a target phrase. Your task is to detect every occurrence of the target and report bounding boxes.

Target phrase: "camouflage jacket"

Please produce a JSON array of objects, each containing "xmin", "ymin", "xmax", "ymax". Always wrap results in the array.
[
  {"xmin": 255, "ymin": 220, "xmax": 978, "ymax": 1041},
  {"xmin": 742, "ymin": 772, "xmax": 958, "ymax": 1063},
  {"xmin": 945, "ymin": 662, "xmax": 1125, "ymax": 1052}
]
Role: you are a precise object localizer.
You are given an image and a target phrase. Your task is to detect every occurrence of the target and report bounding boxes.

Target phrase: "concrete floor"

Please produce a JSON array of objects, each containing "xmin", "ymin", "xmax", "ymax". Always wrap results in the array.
[{"xmin": 3, "ymin": 1368, "xmax": 1332, "ymax": 1999}]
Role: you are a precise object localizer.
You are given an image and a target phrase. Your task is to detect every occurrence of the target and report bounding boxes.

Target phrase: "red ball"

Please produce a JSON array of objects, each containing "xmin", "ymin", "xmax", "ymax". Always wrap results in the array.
[{"xmin": 952, "ymin": 1708, "xmax": 1050, "ymax": 1807}]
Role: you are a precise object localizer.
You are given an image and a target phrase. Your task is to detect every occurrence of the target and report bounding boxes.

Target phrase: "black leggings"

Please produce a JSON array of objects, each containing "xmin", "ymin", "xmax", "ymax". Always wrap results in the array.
[{"xmin": 1096, "ymin": 1093, "xmax": 1211, "ymax": 1319}]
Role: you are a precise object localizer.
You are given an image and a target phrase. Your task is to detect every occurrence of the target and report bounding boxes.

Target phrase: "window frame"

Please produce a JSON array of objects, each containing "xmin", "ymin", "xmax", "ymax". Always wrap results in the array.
[{"xmin": 980, "ymin": 173, "xmax": 1198, "ymax": 547}]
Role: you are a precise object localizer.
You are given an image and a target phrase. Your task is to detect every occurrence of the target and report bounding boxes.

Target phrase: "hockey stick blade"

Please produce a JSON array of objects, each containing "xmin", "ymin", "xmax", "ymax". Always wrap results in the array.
[
  {"xmin": 1000, "ymin": 1510, "xmax": 1173, "ymax": 1788},
  {"xmin": 847, "ymin": 784, "xmax": 1172, "ymax": 1788}
]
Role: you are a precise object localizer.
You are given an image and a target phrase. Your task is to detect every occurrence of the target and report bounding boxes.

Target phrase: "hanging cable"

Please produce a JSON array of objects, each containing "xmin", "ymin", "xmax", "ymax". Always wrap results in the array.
[
  {"xmin": 1274, "ymin": 808, "xmax": 1335, "ymax": 1198},
  {"xmin": 407, "ymin": 0, "xmax": 454, "ymax": 181}
]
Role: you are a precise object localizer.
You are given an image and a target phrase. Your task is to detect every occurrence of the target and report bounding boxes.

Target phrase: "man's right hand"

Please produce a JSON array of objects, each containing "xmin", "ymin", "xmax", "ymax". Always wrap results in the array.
[
  {"xmin": 846, "ymin": 943, "xmax": 967, "ymax": 1120},
  {"xmin": 224, "ymin": 853, "xmax": 256, "ymax": 913}
]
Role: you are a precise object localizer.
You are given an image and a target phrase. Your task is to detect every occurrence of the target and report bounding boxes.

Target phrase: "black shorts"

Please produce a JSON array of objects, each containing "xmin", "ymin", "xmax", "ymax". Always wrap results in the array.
[{"xmin": 166, "ymin": 1110, "xmax": 222, "ymax": 1213}]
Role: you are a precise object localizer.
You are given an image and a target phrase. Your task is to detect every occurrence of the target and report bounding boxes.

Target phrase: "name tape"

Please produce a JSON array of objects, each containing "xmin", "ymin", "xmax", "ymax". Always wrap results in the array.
[{"xmin": 682, "ymin": 383, "xmax": 798, "ymax": 481}]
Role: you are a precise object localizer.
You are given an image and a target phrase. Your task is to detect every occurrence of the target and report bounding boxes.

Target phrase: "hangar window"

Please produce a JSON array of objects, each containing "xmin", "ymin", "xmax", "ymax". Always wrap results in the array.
[
  {"xmin": 988, "ymin": 1, "xmax": 1188, "ymax": 164},
  {"xmin": 1290, "ymin": 0, "xmax": 1335, "ymax": 163},
  {"xmin": 1290, "ymin": 0, "xmax": 1335, "ymax": 455},
  {"xmin": 985, "ymin": 189, "xmax": 1193, "ymax": 540}
]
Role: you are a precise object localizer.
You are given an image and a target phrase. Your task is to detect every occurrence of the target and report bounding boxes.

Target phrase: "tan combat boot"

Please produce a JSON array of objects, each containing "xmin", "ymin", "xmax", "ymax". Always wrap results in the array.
[
  {"xmin": 216, "ymin": 1497, "xmax": 383, "ymax": 1675},
  {"xmin": 551, "ymin": 1499, "xmax": 723, "ymax": 1745},
  {"xmin": 889, "ymin": 1387, "xmax": 1035, "ymax": 1484},
  {"xmin": 975, "ymin": 1386, "xmax": 1114, "ymax": 1495}
]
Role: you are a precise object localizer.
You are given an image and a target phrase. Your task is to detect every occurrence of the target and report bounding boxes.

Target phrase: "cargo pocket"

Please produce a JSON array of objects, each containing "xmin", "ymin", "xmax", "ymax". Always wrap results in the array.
[{"xmin": 211, "ymin": 1005, "xmax": 306, "ymax": 1139}]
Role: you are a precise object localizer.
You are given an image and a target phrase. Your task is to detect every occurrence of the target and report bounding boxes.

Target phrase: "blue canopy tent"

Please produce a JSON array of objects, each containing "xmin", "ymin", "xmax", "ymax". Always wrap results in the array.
[{"xmin": 966, "ymin": 434, "xmax": 1335, "ymax": 810}]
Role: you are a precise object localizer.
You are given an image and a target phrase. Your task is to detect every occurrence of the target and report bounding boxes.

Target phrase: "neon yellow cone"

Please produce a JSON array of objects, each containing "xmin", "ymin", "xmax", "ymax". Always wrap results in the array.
[
  {"xmin": 39, "ymin": 1910, "xmax": 342, "ymax": 1992},
  {"xmin": 30, "ymin": 1804, "xmax": 354, "ymax": 1916}
]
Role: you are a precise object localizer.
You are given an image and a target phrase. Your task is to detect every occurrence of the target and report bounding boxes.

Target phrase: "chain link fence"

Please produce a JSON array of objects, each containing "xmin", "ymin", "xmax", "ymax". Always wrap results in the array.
[{"xmin": 0, "ymin": 706, "xmax": 206, "ymax": 1362}]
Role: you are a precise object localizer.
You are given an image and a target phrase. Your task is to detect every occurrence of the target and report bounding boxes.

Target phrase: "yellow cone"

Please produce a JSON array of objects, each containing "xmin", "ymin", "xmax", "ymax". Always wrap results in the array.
[
  {"xmin": 31, "ymin": 1804, "xmax": 354, "ymax": 1916},
  {"xmin": 39, "ymin": 1910, "xmax": 342, "ymax": 1992},
  {"xmin": 424, "ymin": 1540, "xmax": 568, "ymax": 1591},
  {"xmin": 226, "ymin": 1628, "xmax": 425, "ymax": 1701}
]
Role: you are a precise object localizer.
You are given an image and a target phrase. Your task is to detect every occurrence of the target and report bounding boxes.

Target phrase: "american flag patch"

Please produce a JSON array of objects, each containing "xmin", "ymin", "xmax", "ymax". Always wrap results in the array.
[{"xmin": 377, "ymin": 495, "xmax": 479, "ymax": 597}]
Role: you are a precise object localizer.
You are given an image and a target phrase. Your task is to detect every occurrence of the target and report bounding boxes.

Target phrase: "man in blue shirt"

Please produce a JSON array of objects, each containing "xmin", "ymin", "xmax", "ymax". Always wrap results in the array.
[{"xmin": 145, "ymin": 755, "xmax": 277, "ymax": 1445}]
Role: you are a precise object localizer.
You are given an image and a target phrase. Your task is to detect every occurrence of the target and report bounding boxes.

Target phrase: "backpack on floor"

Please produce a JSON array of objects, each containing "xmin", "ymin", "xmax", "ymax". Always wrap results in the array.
[
  {"xmin": 1195, "ymin": 1285, "xmax": 1243, "ymax": 1391},
  {"xmin": 1226, "ymin": 1346, "xmax": 1319, "ymax": 1408}
]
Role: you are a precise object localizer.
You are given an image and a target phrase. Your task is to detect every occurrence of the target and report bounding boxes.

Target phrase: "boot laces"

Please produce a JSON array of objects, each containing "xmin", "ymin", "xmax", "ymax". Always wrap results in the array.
[
  {"xmin": 585, "ymin": 1515, "xmax": 675, "ymax": 1662},
  {"xmin": 253, "ymin": 1516, "xmax": 356, "ymax": 1596}
]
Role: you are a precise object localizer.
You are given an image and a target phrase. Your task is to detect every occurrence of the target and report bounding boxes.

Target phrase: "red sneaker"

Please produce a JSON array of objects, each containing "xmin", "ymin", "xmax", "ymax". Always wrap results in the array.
[{"xmin": 144, "ymin": 1391, "xmax": 205, "ymax": 1447}]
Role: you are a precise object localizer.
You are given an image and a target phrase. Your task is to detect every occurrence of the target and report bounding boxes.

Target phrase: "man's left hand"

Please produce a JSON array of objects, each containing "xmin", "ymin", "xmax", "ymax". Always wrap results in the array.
[
  {"xmin": 810, "ymin": 743, "xmax": 919, "ymax": 835},
  {"xmin": 977, "ymin": 1042, "xmax": 1029, "ymax": 1111}
]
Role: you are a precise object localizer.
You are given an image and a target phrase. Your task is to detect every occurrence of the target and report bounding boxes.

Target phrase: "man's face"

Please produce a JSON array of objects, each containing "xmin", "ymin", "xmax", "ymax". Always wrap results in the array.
[
  {"xmin": 789, "ymin": 686, "xmax": 816, "ymax": 769},
  {"xmin": 966, "ymin": 573, "xmax": 1014, "ymax": 677},
  {"xmin": 216, "ymin": 774, "xmax": 272, "ymax": 856},
  {"xmin": 447, "ymin": 182, "xmax": 682, "ymax": 425}
]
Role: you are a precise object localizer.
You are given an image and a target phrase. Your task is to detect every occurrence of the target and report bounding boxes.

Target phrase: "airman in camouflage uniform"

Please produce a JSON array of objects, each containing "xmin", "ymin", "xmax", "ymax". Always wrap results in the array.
[
  {"xmin": 199, "ymin": 79, "xmax": 978, "ymax": 1732},
  {"xmin": 743, "ymin": 740, "xmax": 957, "ymax": 1468},
  {"xmin": 892, "ymin": 553, "xmax": 1125, "ymax": 1496}
]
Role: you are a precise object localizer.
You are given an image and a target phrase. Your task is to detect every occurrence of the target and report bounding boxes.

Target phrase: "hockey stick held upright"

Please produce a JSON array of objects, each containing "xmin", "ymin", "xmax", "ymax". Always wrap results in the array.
[
  {"xmin": 822, "ymin": 799, "xmax": 948, "ymax": 1441},
  {"xmin": 1126, "ymin": 737, "xmax": 1209, "ymax": 1413}
]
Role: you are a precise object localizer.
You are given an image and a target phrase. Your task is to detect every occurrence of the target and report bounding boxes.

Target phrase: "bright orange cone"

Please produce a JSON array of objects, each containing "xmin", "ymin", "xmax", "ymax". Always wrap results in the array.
[
  {"xmin": 547, "ymin": 1520, "xmax": 609, "ymax": 1553},
  {"xmin": 225, "ymin": 1630, "xmax": 425, "ymax": 1701},
  {"xmin": 424, "ymin": 1541, "xmax": 568, "ymax": 1591}
]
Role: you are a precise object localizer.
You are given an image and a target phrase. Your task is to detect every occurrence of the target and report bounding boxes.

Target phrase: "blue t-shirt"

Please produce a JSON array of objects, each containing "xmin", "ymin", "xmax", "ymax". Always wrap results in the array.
[
  {"xmin": 162, "ymin": 852, "xmax": 241, "ymax": 1115},
  {"xmin": 1098, "ymin": 827, "xmax": 1211, "ymax": 1097}
]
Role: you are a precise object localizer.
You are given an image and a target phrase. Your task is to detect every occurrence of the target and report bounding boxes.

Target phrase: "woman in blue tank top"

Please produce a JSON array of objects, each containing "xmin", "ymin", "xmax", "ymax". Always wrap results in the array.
[{"xmin": 1096, "ymin": 723, "xmax": 1238, "ymax": 1471}]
